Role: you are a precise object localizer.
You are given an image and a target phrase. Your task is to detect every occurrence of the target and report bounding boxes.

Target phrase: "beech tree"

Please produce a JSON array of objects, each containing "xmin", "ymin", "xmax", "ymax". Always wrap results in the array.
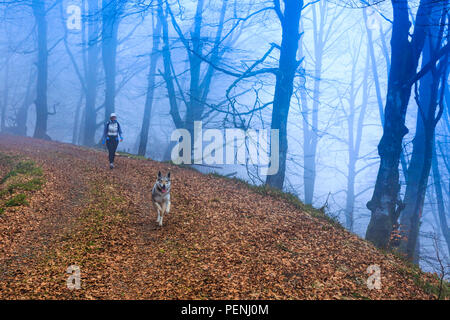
[
  {"xmin": 431, "ymin": 131, "xmax": 450, "ymax": 257},
  {"xmin": 32, "ymin": 0, "xmax": 50, "ymax": 139},
  {"xmin": 157, "ymin": 0, "xmax": 244, "ymax": 159},
  {"xmin": 265, "ymin": 0, "xmax": 303, "ymax": 189},
  {"xmin": 365, "ymin": 0, "xmax": 449, "ymax": 249},
  {"xmin": 102, "ymin": 0, "xmax": 126, "ymax": 123},
  {"xmin": 299, "ymin": 1, "xmax": 345, "ymax": 203},
  {"xmin": 137, "ymin": 7, "xmax": 161, "ymax": 156},
  {"xmin": 84, "ymin": 0, "xmax": 101, "ymax": 146},
  {"xmin": 342, "ymin": 40, "xmax": 371, "ymax": 231},
  {"xmin": 396, "ymin": 2, "xmax": 449, "ymax": 261}
]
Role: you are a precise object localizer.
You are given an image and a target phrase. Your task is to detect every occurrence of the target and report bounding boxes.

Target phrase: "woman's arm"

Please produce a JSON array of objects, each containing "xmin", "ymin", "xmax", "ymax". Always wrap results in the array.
[
  {"xmin": 118, "ymin": 122, "xmax": 123, "ymax": 140},
  {"xmin": 102, "ymin": 122, "xmax": 109, "ymax": 143}
]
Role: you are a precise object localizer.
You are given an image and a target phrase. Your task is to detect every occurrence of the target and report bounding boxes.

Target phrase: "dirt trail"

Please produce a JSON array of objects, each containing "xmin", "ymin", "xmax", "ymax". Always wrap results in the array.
[{"xmin": 0, "ymin": 135, "xmax": 443, "ymax": 299}]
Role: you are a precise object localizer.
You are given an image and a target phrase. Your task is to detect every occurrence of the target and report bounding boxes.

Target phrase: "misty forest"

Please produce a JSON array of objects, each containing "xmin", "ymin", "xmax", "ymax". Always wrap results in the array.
[{"xmin": 0, "ymin": 0, "xmax": 450, "ymax": 297}]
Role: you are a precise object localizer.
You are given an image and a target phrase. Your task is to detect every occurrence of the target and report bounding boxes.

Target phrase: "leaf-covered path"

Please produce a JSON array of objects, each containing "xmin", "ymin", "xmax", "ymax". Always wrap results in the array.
[{"xmin": 0, "ymin": 135, "xmax": 443, "ymax": 299}]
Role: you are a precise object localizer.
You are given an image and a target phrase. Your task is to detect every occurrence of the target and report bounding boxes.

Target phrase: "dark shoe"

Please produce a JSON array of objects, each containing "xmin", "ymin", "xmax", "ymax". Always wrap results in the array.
[{"xmin": 110, "ymin": 163, "xmax": 114, "ymax": 169}]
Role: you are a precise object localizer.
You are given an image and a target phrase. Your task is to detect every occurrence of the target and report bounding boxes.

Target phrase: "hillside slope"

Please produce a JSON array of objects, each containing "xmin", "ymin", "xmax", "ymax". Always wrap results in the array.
[{"xmin": 0, "ymin": 135, "xmax": 445, "ymax": 299}]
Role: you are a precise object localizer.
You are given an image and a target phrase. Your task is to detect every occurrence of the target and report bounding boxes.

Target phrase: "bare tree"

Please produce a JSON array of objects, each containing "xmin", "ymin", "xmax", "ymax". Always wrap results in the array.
[
  {"xmin": 363, "ymin": 6, "xmax": 409, "ymax": 180},
  {"xmin": 397, "ymin": 2, "xmax": 449, "ymax": 261},
  {"xmin": 32, "ymin": 0, "xmax": 50, "ymax": 139},
  {"xmin": 0, "ymin": 56, "xmax": 9, "ymax": 132},
  {"xmin": 265, "ymin": 0, "xmax": 303, "ymax": 189},
  {"xmin": 157, "ymin": 0, "xmax": 242, "ymax": 159},
  {"xmin": 431, "ymin": 133, "xmax": 450, "ymax": 257},
  {"xmin": 365, "ymin": 0, "xmax": 445, "ymax": 249},
  {"xmin": 138, "ymin": 6, "xmax": 161, "ymax": 156},
  {"xmin": 300, "ymin": 1, "xmax": 345, "ymax": 203},
  {"xmin": 102, "ymin": 0, "xmax": 126, "ymax": 123},
  {"xmin": 13, "ymin": 70, "xmax": 35, "ymax": 136},
  {"xmin": 340, "ymin": 36, "xmax": 371, "ymax": 231},
  {"xmin": 420, "ymin": 232, "xmax": 449, "ymax": 299},
  {"xmin": 84, "ymin": 0, "xmax": 101, "ymax": 146}
]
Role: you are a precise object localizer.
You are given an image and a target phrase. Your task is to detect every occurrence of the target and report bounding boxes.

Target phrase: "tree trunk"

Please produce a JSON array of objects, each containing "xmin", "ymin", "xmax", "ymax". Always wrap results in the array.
[
  {"xmin": 15, "ymin": 71, "xmax": 35, "ymax": 136},
  {"xmin": 397, "ymin": 3, "xmax": 446, "ymax": 260},
  {"xmin": 365, "ymin": 0, "xmax": 431, "ymax": 248},
  {"xmin": 158, "ymin": 0, "xmax": 183, "ymax": 130},
  {"xmin": 345, "ymin": 44, "xmax": 370, "ymax": 231},
  {"xmin": 363, "ymin": 7, "xmax": 409, "ymax": 180},
  {"xmin": 431, "ymin": 142, "xmax": 450, "ymax": 257},
  {"xmin": 138, "ymin": 9, "xmax": 161, "ymax": 156},
  {"xmin": 265, "ymin": 0, "xmax": 303, "ymax": 189},
  {"xmin": 184, "ymin": 0, "xmax": 205, "ymax": 140},
  {"xmin": 302, "ymin": 2, "xmax": 326, "ymax": 203},
  {"xmin": 72, "ymin": 93, "xmax": 84, "ymax": 144},
  {"xmin": 1, "ymin": 60, "xmax": 9, "ymax": 132},
  {"xmin": 102, "ymin": 0, "xmax": 121, "ymax": 123},
  {"xmin": 32, "ymin": 0, "xmax": 49, "ymax": 140},
  {"xmin": 83, "ymin": 0, "xmax": 100, "ymax": 146}
]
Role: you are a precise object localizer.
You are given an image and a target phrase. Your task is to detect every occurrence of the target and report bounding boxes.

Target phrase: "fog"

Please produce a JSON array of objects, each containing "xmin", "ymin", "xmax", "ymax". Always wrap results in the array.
[{"xmin": 0, "ymin": 0, "xmax": 449, "ymax": 276}]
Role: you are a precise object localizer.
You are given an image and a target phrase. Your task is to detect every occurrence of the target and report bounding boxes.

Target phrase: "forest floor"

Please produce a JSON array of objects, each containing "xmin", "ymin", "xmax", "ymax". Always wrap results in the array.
[{"xmin": 0, "ymin": 134, "xmax": 447, "ymax": 299}]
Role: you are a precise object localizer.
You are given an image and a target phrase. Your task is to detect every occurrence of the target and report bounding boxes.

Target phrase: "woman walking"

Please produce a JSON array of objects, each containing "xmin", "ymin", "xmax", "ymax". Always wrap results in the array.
[{"xmin": 102, "ymin": 113, "xmax": 123, "ymax": 169}]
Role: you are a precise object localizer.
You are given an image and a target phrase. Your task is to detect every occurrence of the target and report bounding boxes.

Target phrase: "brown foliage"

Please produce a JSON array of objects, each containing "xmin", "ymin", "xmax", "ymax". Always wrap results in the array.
[{"xmin": 0, "ymin": 135, "xmax": 444, "ymax": 299}]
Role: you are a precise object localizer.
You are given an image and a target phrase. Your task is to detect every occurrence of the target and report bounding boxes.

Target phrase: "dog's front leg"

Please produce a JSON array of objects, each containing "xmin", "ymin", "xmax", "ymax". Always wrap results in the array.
[
  {"xmin": 154, "ymin": 202, "xmax": 163, "ymax": 225},
  {"xmin": 159, "ymin": 202, "xmax": 167, "ymax": 226},
  {"xmin": 159, "ymin": 212, "xmax": 164, "ymax": 226},
  {"xmin": 166, "ymin": 201, "xmax": 170, "ymax": 215}
]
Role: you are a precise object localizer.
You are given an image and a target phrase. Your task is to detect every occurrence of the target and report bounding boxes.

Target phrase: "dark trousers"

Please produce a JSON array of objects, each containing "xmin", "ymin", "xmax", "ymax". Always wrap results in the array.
[{"xmin": 106, "ymin": 136, "xmax": 119, "ymax": 163}]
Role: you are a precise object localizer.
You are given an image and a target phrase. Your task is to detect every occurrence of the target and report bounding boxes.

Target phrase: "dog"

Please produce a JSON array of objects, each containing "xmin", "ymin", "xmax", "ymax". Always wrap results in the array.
[{"xmin": 152, "ymin": 171, "xmax": 171, "ymax": 227}]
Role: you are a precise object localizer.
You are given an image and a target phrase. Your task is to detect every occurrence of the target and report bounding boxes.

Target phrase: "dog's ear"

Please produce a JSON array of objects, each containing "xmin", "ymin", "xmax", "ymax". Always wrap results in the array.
[
  {"xmin": 167, "ymin": 171, "xmax": 171, "ymax": 179},
  {"xmin": 158, "ymin": 171, "xmax": 162, "ymax": 179}
]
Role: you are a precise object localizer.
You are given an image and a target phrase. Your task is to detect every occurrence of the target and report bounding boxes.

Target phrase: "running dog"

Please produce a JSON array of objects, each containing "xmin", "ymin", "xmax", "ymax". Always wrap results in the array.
[{"xmin": 152, "ymin": 171, "xmax": 171, "ymax": 227}]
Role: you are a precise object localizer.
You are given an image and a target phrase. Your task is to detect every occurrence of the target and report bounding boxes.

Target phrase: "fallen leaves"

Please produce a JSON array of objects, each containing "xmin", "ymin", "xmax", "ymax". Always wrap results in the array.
[{"xmin": 0, "ymin": 135, "xmax": 446, "ymax": 299}]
